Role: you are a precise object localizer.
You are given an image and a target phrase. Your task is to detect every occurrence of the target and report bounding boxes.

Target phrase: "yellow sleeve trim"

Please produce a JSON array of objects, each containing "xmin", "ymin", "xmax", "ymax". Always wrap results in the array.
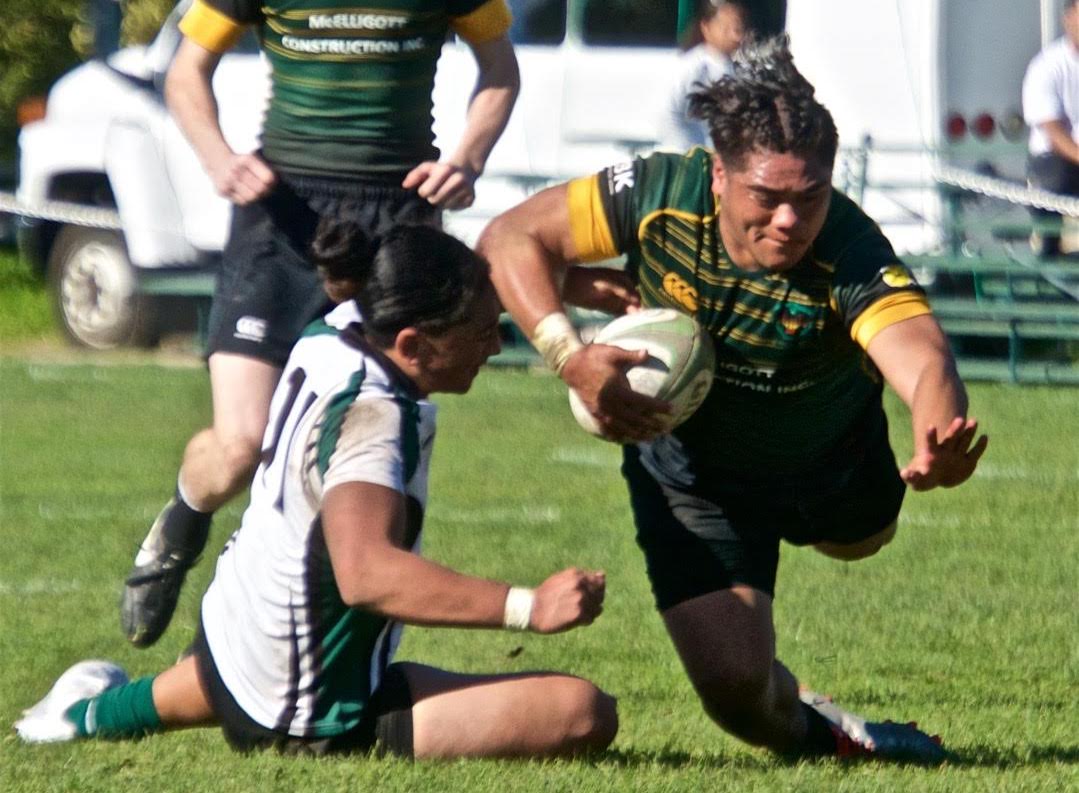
[
  {"xmin": 567, "ymin": 175, "xmax": 619, "ymax": 262},
  {"xmin": 850, "ymin": 291, "xmax": 932, "ymax": 350},
  {"xmin": 451, "ymin": 0, "xmax": 512, "ymax": 44},
  {"xmin": 179, "ymin": 0, "xmax": 247, "ymax": 54}
]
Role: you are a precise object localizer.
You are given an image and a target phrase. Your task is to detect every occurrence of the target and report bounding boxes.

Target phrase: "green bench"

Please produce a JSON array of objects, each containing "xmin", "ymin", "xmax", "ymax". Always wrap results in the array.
[
  {"xmin": 136, "ymin": 267, "xmax": 218, "ymax": 298},
  {"xmin": 904, "ymin": 253, "xmax": 1079, "ymax": 383},
  {"xmin": 134, "ymin": 266, "xmax": 218, "ymax": 350}
]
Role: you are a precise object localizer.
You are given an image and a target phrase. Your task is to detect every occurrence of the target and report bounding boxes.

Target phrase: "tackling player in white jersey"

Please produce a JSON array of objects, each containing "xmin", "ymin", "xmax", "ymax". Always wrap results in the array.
[{"xmin": 17, "ymin": 221, "xmax": 616, "ymax": 759}]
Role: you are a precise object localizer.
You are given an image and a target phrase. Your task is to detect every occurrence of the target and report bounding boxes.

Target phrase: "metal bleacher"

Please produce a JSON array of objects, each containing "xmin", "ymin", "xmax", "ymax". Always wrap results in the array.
[
  {"xmin": 839, "ymin": 139, "xmax": 1079, "ymax": 385},
  {"xmin": 909, "ymin": 253, "xmax": 1079, "ymax": 384}
]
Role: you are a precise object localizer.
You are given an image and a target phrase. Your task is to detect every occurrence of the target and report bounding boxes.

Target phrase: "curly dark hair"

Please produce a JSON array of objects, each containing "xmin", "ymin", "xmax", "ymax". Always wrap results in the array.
[{"xmin": 687, "ymin": 35, "xmax": 838, "ymax": 171}]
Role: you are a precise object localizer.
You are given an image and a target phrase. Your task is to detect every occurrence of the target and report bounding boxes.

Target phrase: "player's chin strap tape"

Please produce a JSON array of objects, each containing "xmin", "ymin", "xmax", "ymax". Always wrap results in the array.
[
  {"xmin": 503, "ymin": 586, "xmax": 535, "ymax": 631},
  {"xmin": 531, "ymin": 312, "xmax": 583, "ymax": 376}
]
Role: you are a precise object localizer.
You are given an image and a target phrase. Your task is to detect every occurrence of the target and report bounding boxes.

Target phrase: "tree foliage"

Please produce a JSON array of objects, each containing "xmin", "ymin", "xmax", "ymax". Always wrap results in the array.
[{"xmin": 0, "ymin": 0, "xmax": 172, "ymax": 162}]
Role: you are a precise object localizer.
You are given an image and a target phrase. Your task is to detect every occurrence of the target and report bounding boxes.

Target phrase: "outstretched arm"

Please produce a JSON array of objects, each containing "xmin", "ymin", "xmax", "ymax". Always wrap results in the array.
[
  {"xmin": 323, "ymin": 481, "xmax": 605, "ymax": 634},
  {"xmin": 867, "ymin": 314, "xmax": 988, "ymax": 490},
  {"xmin": 165, "ymin": 38, "xmax": 276, "ymax": 204},
  {"xmin": 402, "ymin": 35, "xmax": 519, "ymax": 209}
]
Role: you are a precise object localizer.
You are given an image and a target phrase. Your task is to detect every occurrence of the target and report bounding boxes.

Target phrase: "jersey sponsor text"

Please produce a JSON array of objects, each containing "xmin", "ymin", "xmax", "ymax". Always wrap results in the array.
[
  {"xmin": 308, "ymin": 13, "xmax": 409, "ymax": 30},
  {"xmin": 281, "ymin": 35, "xmax": 427, "ymax": 55}
]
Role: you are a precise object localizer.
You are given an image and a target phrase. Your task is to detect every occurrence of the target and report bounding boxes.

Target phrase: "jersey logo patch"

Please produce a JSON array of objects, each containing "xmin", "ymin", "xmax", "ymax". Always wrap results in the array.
[
  {"xmin": 662, "ymin": 272, "xmax": 699, "ymax": 312},
  {"xmin": 606, "ymin": 162, "xmax": 635, "ymax": 194},
  {"xmin": 880, "ymin": 264, "xmax": 915, "ymax": 288},
  {"xmin": 776, "ymin": 303, "xmax": 817, "ymax": 338}
]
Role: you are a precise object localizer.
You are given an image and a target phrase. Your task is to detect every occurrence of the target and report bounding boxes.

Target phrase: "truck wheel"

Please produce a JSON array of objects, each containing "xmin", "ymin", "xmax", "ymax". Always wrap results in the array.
[{"xmin": 46, "ymin": 226, "xmax": 158, "ymax": 349}]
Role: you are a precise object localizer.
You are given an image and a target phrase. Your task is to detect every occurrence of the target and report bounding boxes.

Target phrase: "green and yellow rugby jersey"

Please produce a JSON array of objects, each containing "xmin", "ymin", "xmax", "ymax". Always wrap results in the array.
[
  {"xmin": 180, "ymin": 0, "xmax": 511, "ymax": 177},
  {"xmin": 567, "ymin": 148, "xmax": 932, "ymax": 478}
]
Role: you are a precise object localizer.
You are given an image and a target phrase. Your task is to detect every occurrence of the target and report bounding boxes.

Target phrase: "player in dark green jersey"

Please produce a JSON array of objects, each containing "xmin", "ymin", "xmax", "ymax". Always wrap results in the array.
[
  {"xmin": 121, "ymin": 0, "xmax": 520, "ymax": 649},
  {"xmin": 479, "ymin": 37, "xmax": 987, "ymax": 764}
]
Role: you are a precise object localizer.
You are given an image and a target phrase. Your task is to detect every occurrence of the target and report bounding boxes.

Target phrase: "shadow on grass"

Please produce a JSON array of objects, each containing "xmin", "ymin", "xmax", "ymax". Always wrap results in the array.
[
  {"xmin": 944, "ymin": 743, "xmax": 1079, "ymax": 768},
  {"xmin": 595, "ymin": 742, "xmax": 1079, "ymax": 771},
  {"xmin": 598, "ymin": 747, "xmax": 774, "ymax": 771}
]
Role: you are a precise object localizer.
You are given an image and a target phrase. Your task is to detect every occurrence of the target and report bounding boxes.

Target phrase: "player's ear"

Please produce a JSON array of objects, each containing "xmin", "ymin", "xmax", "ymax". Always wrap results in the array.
[
  {"xmin": 711, "ymin": 154, "xmax": 728, "ymax": 195},
  {"xmin": 394, "ymin": 327, "xmax": 424, "ymax": 365}
]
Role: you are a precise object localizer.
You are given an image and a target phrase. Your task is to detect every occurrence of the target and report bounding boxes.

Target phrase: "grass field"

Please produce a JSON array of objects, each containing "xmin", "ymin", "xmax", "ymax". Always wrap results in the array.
[
  {"xmin": 0, "ymin": 247, "xmax": 54, "ymax": 346},
  {"xmin": 1, "ymin": 257, "xmax": 1077, "ymax": 791}
]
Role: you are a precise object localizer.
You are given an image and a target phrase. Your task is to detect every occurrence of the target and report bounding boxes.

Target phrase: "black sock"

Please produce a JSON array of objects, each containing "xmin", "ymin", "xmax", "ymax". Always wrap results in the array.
[
  {"xmin": 161, "ymin": 486, "xmax": 213, "ymax": 557},
  {"xmin": 801, "ymin": 703, "xmax": 840, "ymax": 755}
]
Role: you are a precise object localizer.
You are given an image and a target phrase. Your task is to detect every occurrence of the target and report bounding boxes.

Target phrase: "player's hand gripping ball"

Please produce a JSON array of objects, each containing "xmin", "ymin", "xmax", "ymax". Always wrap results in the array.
[{"xmin": 569, "ymin": 308, "xmax": 715, "ymax": 439}]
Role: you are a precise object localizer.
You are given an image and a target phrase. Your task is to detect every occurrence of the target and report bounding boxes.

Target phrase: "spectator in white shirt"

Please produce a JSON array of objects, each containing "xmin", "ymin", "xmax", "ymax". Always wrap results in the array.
[{"xmin": 1021, "ymin": 0, "xmax": 1079, "ymax": 256}]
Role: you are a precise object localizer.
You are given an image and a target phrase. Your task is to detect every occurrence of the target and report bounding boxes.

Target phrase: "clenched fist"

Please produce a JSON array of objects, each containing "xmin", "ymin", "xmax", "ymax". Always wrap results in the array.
[{"xmin": 528, "ymin": 568, "xmax": 606, "ymax": 634}]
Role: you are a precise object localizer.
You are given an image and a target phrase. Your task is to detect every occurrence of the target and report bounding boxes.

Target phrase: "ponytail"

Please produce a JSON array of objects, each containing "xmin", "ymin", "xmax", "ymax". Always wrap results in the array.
[{"xmin": 309, "ymin": 218, "xmax": 490, "ymax": 347}]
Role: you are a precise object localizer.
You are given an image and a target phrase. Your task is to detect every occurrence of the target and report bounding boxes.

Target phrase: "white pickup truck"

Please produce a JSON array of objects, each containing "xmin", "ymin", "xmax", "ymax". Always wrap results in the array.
[{"xmin": 17, "ymin": 0, "xmax": 691, "ymax": 348}]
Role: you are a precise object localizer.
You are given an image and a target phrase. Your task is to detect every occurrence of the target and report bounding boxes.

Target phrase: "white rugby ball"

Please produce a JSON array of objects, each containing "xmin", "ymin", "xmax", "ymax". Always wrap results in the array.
[{"xmin": 569, "ymin": 308, "xmax": 715, "ymax": 439}]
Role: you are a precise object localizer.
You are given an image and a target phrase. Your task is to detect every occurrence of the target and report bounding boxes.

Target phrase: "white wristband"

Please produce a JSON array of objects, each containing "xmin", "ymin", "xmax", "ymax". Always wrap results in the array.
[
  {"xmin": 503, "ymin": 586, "xmax": 535, "ymax": 631},
  {"xmin": 530, "ymin": 312, "xmax": 584, "ymax": 375}
]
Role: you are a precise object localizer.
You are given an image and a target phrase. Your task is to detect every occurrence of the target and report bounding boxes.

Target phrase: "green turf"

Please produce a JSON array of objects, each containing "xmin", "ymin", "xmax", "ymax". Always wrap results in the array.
[
  {"xmin": 0, "ymin": 246, "xmax": 55, "ymax": 347},
  {"xmin": 0, "ymin": 356, "xmax": 1076, "ymax": 791}
]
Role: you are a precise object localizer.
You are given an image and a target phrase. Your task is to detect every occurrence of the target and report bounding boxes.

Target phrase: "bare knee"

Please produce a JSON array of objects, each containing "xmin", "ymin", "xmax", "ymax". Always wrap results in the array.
[
  {"xmin": 182, "ymin": 429, "xmax": 263, "ymax": 507},
  {"xmin": 555, "ymin": 679, "xmax": 619, "ymax": 755},
  {"xmin": 815, "ymin": 521, "xmax": 897, "ymax": 561},
  {"xmin": 694, "ymin": 661, "xmax": 773, "ymax": 735},
  {"xmin": 201, "ymin": 430, "xmax": 261, "ymax": 486},
  {"xmin": 218, "ymin": 437, "xmax": 261, "ymax": 486}
]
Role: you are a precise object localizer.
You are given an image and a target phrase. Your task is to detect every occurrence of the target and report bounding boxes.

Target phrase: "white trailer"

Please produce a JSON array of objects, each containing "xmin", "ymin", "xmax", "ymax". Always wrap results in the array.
[{"xmin": 786, "ymin": 0, "xmax": 1063, "ymax": 254}]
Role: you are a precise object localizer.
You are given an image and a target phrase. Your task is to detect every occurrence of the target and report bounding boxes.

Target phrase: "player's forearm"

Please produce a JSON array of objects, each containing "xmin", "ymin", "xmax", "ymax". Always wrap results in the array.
[
  {"xmin": 907, "ymin": 358, "xmax": 968, "ymax": 454},
  {"xmin": 869, "ymin": 315, "xmax": 968, "ymax": 454},
  {"xmin": 447, "ymin": 42, "xmax": 520, "ymax": 175},
  {"xmin": 165, "ymin": 63, "xmax": 235, "ymax": 176},
  {"xmin": 337, "ymin": 544, "xmax": 512, "ymax": 628}
]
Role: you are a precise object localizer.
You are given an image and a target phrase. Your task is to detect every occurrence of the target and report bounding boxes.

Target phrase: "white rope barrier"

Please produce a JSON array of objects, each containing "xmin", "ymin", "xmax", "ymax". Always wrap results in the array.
[
  {"xmin": 931, "ymin": 164, "xmax": 1079, "ymax": 217},
  {"xmin": 0, "ymin": 191, "xmax": 121, "ymax": 230},
  {"xmin": 0, "ymin": 163, "xmax": 1076, "ymax": 234}
]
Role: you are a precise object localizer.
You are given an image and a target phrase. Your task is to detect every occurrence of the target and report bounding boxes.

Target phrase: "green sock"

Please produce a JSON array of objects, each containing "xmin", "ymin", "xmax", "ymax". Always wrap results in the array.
[{"xmin": 64, "ymin": 676, "xmax": 163, "ymax": 739}]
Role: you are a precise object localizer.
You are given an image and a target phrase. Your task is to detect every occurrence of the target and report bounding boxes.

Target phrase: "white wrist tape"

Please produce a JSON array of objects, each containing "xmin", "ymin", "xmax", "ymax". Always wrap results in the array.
[
  {"xmin": 503, "ymin": 586, "xmax": 535, "ymax": 631},
  {"xmin": 530, "ymin": 312, "xmax": 583, "ymax": 375}
]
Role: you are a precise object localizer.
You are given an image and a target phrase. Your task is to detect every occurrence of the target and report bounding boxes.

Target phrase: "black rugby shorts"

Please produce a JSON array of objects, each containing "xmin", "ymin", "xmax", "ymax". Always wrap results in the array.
[
  {"xmin": 622, "ymin": 436, "xmax": 906, "ymax": 609},
  {"xmin": 192, "ymin": 622, "xmax": 415, "ymax": 757},
  {"xmin": 206, "ymin": 172, "xmax": 441, "ymax": 366}
]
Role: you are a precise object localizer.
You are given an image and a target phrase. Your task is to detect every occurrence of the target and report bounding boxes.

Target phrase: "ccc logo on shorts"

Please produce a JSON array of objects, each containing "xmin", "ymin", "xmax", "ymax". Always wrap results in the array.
[
  {"xmin": 663, "ymin": 272, "xmax": 699, "ymax": 312},
  {"xmin": 235, "ymin": 315, "xmax": 268, "ymax": 343}
]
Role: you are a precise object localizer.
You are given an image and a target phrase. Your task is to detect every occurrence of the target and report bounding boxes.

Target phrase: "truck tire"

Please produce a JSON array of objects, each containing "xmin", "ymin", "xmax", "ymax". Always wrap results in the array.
[{"xmin": 46, "ymin": 226, "xmax": 158, "ymax": 349}]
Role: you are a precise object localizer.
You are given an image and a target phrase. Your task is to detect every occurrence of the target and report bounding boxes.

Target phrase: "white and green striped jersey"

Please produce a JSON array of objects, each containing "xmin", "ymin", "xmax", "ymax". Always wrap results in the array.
[{"xmin": 201, "ymin": 301, "xmax": 436, "ymax": 738}]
